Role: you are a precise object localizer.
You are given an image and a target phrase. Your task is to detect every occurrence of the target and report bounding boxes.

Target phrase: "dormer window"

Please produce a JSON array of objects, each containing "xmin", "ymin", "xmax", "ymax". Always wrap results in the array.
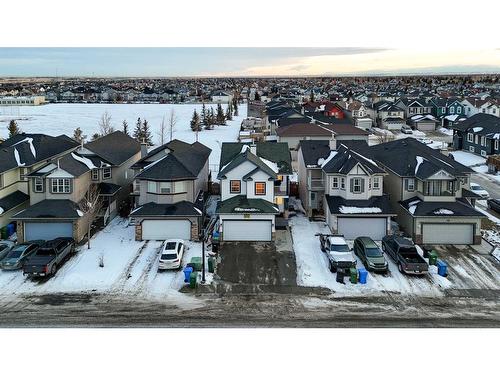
[
  {"xmin": 91, "ymin": 169, "xmax": 99, "ymax": 181},
  {"xmin": 34, "ymin": 178, "xmax": 44, "ymax": 193},
  {"xmin": 51, "ymin": 178, "xmax": 71, "ymax": 194},
  {"xmin": 102, "ymin": 168, "xmax": 112, "ymax": 180}
]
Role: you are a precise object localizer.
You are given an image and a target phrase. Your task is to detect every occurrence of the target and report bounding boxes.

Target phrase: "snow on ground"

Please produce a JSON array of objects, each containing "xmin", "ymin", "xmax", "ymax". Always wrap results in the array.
[
  {"xmin": 290, "ymin": 214, "xmax": 499, "ymax": 297},
  {"xmin": 0, "ymin": 103, "xmax": 247, "ymax": 165},
  {"xmin": 450, "ymin": 150, "xmax": 486, "ymax": 167},
  {"xmin": 438, "ymin": 127, "xmax": 454, "ymax": 136},
  {"xmin": 0, "ymin": 217, "xmax": 210, "ymax": 307}
]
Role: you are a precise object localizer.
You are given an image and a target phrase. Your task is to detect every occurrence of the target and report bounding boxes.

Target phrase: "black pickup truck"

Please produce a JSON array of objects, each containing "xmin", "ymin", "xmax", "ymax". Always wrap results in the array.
[
  {"xmin": 381, "ymin": 235, "xmax": 428, "ymax": 275},
  {"xmin": 23, "ymin": 238, "xmax": 75, "ymax": 277}
]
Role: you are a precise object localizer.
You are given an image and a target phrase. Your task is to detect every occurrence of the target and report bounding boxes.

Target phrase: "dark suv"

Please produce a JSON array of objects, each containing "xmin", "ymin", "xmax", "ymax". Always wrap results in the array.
[{"xmin": 353, "ymin": 237, "xmax": 388, "ymax": 273}]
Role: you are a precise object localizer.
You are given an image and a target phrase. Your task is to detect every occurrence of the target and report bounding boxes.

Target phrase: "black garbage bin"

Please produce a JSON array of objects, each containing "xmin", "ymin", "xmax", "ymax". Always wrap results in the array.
[
  {"xmin": 336, "ymin": 268, "xmax": 345, "ymax": 284},
  {"xmin": 422, "ymin": 246, "xmax": 432, "ymax": 258}
]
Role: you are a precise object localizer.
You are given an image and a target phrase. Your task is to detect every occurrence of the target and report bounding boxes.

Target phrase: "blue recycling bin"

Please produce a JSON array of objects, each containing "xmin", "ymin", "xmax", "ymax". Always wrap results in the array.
[
  {"xmin": 183, "ymin": 266, "xmax": 194, "ymax": 283},
  {"xmin": 6, "ymin": 223, "xmax": 15, "ymax": 237},
  {"xmin": 358, "ymin": 268, "xmax": 368, "ymax": 284},
  {"xmin": 436, "ymin": 260, "xmax": 448, "ymax": 277}
]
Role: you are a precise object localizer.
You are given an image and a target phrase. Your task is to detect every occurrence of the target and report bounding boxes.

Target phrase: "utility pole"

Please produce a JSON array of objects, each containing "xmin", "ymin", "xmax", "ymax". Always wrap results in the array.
[{"xmin": 201, "ymin": 198, "xmax": 206, "ymax": 284}]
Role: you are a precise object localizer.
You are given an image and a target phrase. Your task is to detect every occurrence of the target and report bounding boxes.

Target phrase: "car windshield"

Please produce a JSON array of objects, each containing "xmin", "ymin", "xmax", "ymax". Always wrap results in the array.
[
  {"xmin": 161, "ymin": 253, "xmax": 177, "ymax": 260},
  {"xmin": 6, "ymin": 250, "xmax": 23, "ymax": 259},
  {"xmin": 400, "ymin": 246, "xmax": 417, "ymax": 255},
  {"xmin": 471, "ymin": 185, "xmax": 482, "ymax": 191},
  {"xmin": 164, "ymin": 242, "xmax": 176, "ymax": 250},
  {"xmin": 330, "ymin": 244, "xmax": 350, "ymax": 252},
  {"xmin": 366, "ymin": 247, "xmax": 382, "ymax": 257},
  {"xmin": 0, "ymin": 245, "xmax": 7, "ymax": 251},
  {"xmin": 35, "ymin": 249, "xmax": 55, "ymax": 256}
]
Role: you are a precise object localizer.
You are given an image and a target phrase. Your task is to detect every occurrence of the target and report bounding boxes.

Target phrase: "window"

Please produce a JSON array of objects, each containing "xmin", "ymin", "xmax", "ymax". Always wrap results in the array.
[
  {"xmin": 495, "ymin": 140, "xmax": 499, "ymax": 150},
  {"xmin": 34, "ymin": 178, "xmax": 44, "ymax": 193},
  {"xmin": 147, "ymin": 181, "xmax": 157, "ymax": 193},
  {"xmin": 481, "ymin": 136, "xmax": 486, "ymax": 147},
  {"xmin": 351, "ymin": 178, "xmax": 363, "ymax": 193},
  {"xmin": 159, "ymin": 182, "xmax": 172, "ymax": 194},
  {"xmin": 450, "ymin": 107, "xmax": 455, "ymax": 114},
  {"xmin": 475, "ymin": 135, "xmax": 479, "ymax": 144},
  {"xmin": 340, "ymin": 177, "xmax": 345, "ymax": 190},
  {"xmin": 467, "ymin": 133, "xmax": 473, "ymax": 142},
  {"xmin": 373, "ymin": 177, "xmax": 380, "ymax": 189},
  {"xmin": 457, "ymin": 107, "xmax": 462, "ymax": 114},
  {"xmin": 102, "ymin": 168, "xmax": 112, "ymax": 180},
  {"xmin": 19, "ymin": 167, "xmax": 28, "ymax": 181},
  {"xmin": 51, "ymin": 178, "xmax": 71, "ymax": 193},
  {"xmin": 230, "ymin": 180, "xmax": 241, "ymax": 193},
  {"xmin": 332, "ymin": 177, "xmax": 339, "ymax": 189},
  {"xmin": 481, "ymin": 150, "xmax": 487, "ymax": 157},
  {"xmin": 368, "ymin": 178, "xmax": 371, "ymax": 190},
  {"xmin": 91, "ymin": 169, "xmax": 99, "ymax": 181},
  {"xmin": 469, "ymin": 146, "xmax": 475, "ymax": 152},
  {"xmin": 405, "ymin": 178, "xmax": 415, "ymax": 191},
  {"xmin": 255, "ymin": 182, "xmax": 266, "ymax": 195}
]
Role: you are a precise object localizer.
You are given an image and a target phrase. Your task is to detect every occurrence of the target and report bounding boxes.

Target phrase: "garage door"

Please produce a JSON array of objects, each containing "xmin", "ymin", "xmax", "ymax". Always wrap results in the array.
[
  {"xmin": 25, "ymin": 222, "xmax": 73, "ymax": 241},
  {"xmin": 223, "ymin": 220, "xmax": 272, "ymax": 241},
  {"xmin": 141, "ymin": 220, "xmax": 191, "ymax": 240},
  {"xmin": 422, "ymin": 223, "xmax": 473, "ymax": 244},
  {"xmin": 417, "ymin": 122, "xmax": 435, "ymax": 131},
  {"xmin": 337, "ymin": 217, "xmax": 387, "ymax": 240}
]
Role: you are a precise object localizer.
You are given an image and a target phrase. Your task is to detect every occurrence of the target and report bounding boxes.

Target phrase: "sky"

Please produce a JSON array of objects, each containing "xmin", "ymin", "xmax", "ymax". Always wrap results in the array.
[{"xmin": 1, "ymin": 48, "xmax": 500, "ymax": 77}]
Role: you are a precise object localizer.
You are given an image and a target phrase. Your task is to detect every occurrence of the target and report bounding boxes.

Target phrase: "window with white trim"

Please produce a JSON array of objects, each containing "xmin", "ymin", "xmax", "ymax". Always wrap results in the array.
[
  {"xmin": 91, "ymin": 169, "xmax": 99, "ymax": 181},
  {"xmin": 469, "ymin": 146, "xmax": 475, "ymax": 152},
  {"xmin": 406, "ymin": 178, "xmax": 415, "ymax": 191},
  {"xmin": 481, "ymin": 150, "xmax": 487, "ymax": 157},
  {"xmin": 51, "ymin": 178, "xmax": 71, "ymax": 193},
  {"xmin": 481, "ymin": 136, "xmax": 486, "ymax": 147},
  {"xmin": 34, "ymin": 177, "xmax": 44, "ymax": 193},
  {"xmin": 351, "ymin": 178, "xmax": 362, "ymax": 193},
  {"xmin": 495, "ymin": 139, "xmax": 499, "ymax": 150},
  {"xmin": 147, "ymin": 181, "xmax": 157, "ymax": 193},
  {"xmin": 467, "ymin": 133, "xmax": 473, "ymax": 142},
  {"xmin": 450, "ymin": 107, "xmax": 455, "ymax": 114},
  {"xmin": 102, "ymin": 168, "xmax": 112, "ymax": 180},
  {"xmin": 457, "ymin": 107, "xmax": 462, "ymax": 113},
  {"xmin": 159, "ymin": 182, "xmax": 172, "ymax": 194},
  {"xmin": 373, "ymin": 177, "xmax": 380, "ymax": 189},
  {"xmin": 340, "ymin": 177, "xmax": 345, "ymax": 190},
  {"xmin": 332, "ymin": 177, "xmax": 339, "ymax": 189}
]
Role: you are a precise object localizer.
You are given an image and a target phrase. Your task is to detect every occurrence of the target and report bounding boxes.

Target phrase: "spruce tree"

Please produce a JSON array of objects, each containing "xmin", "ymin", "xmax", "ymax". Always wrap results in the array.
[
  {"xmin": 201, "ymin": 103, "xmax": 207, "ymax": 127},
  {"xmin": 72, "ymin": 127, "xmax": 85, "ymax": 143},
  {"xmin": 8, "ymin": 120, "xmax": 20, "ymax": 138},
  {"xmin": 91, "ymin": 133, "xmax": 100, "ymax": 141},
  {"xmin": 133, "ymin": 117, "xmax": 142, "ymax": 141},
  {"xmin": 190, "ymin": 109, "xmax": 201, "ymax": 132},
  {"xmin": 122, "ymin": 120, "xmax": 129, "ymax": 136},
  {"xmin": 216, "ymin": 103, "xmax": 226, "ymax": 125},
  {"xmin": 225, "ymin": 103, "xmax": 233, "ymax": 121},
  {"xmin": 141, "ymin": 119, "xmax": 153, "ymax": 145}
]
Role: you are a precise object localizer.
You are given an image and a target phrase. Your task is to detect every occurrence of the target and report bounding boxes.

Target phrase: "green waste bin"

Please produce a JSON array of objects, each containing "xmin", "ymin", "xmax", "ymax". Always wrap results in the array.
[
  {"xmin": 190, "ymin": 257, "xmax": 202, "ymax": 271},
  {"xmin": 208, "ymin": 257, "xmax": 214, "ymax": 273},
  {"xmin": 349, "ymin": 267, "xmax": 358, "ymax": 284},
  {"xmin": 189, "ymin": 271, "xmax": 198, "ymax": 289},
  {"xmin": 0, "ymin": 227, "xmax": 7, "ymax": 240},
  {"xmin": 429, "ymin": 251, "xmax": 438, "ymax": 266}
]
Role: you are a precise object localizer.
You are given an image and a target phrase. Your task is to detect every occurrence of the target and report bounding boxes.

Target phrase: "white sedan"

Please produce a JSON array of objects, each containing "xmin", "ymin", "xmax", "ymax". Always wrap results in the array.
[
  {"xmin": 470, "ymin": 183, "xmax": 490, "ymax": 199},
  {"xmin": 158, "ymin": 239, "xmax": 186, "ymax": 271}
]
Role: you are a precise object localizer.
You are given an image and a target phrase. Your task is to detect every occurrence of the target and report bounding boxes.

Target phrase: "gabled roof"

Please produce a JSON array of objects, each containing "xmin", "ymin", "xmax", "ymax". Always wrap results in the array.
[
  {"xmin": 85, "ymin": 131, "xmax": 141, "ymax": 166},
  {"xmin": 129, "ymin": 201, "xmax": 201, "ymax": 217},
  {"xmin": 218, "ymin": 148, "xmax": 278, "ymax": 180},
  {"xmin": 0, "ymin": 191, "xmax": 29, "ymax": 214},
  {"xmin": 370, "ymin": 137, "xmax": 472, "ymax": 178},
  {"xmin": 400, "ymin": 197, "xmax": 484, "ymax": 217},
  {"xmin": 325, "ymin": 194, "xmax": 395, "ymax": 216},
  {"xmin": 12, "ymin": 199, "xmax": 81, "ymax": 220},
  {"xmin": 216, "ymin": 195, "xmax": 279, "ymax": 215},
  {"xmin": 299, "ymin": 140, "xmax": 371, "ymax": 168},
  {"xmin": 452, "ymin": 113, "xmax": 500, "ymax": 138},
  {"xmin": 276, "ymin": 123, "xmax": 367, "ymax": 138},
  {"xmin": 322, "ymin": 143, "xmax": 385, "ymax": 175},
  {"xmin": 0, "ymin": 133, "xmax": 78, "ymax": 173}
]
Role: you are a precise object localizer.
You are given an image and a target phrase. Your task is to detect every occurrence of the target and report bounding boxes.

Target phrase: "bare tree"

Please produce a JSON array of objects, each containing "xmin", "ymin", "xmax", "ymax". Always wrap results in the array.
[
  {"xmin": 157, "ymin": 116, "xmax": 167, "ymax": 145},
  {"xmin": 98, "ymin": 111, "xmax": 114, "ymax": 136},
  {"xmin": 78, "ymin": 184, "xmax": 103, "ymax": 250},
  {"xmin": 167, "ymin": 109, "xmax": 177, "ymax": 142}
]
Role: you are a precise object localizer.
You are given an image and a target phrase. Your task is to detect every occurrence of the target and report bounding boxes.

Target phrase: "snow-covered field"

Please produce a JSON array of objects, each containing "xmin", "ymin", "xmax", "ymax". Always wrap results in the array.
[
  {"xmin": 0, "ymin": 217, "xmax": 207, "ymax": 307},
  {"xmin": 0, "ymin": 103, "xmax": 247, "ymax": 165},
  {"xmin": 290, "ymin": 215, "xmax": 500, "ymax": 297}
]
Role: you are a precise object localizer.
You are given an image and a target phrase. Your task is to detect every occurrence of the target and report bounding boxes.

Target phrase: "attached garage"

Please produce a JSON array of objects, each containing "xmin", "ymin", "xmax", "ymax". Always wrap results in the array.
[
  {"xmin": 337, "ymin": 217, "xmax": 387, "ymax": 241},
  {"xmin": 222, "ymin": 220, "xmax": 272, "ymax": 241},
  {"xmin": 141, "ymin": 219, "xmax": 191, "ymax": 240},
  {"xmin": 25, "ymin": 222, "xmax": 73, "ymax": 241},
  {"xmin": 422, "ymin": 223, "xmax": 474, "ymax": 245}
]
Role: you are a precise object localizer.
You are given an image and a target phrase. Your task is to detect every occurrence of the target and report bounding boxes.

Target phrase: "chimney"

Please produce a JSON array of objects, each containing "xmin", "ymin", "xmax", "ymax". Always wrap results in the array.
[
  {"xmin": 249, "ymin": 144, "xmax": 257, "ymax": 155},
  {"xmin": 329, "ymin": 134, "xmax": 337, "ymax": 151},
  {"xmin": 140, "ymin": 137, "xmax": 148, "ymax": 158}
]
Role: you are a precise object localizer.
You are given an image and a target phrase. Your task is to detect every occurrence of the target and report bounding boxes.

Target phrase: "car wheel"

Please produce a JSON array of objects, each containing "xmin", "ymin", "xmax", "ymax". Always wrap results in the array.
[
  {"xmin": 329, "ymin": 263, "xmax": 336, "ymax": 273},
  {"xmin": 51, "ymin": 264, "xmax": 57, "ymax": 276},
  {"xmin": 398, "ymin": 263, "xmax": 404, "ymax": 274}
]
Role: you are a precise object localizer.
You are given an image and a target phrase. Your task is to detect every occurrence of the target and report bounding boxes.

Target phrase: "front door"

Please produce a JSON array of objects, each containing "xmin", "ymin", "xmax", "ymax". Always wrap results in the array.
[{"xmin": 310, "ymin": 192, "xmax": 318, "ymax": 209}]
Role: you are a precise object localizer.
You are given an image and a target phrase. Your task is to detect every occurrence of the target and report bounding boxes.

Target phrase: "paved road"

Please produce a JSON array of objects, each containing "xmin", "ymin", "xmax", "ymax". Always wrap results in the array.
[
  {"xmin": 471, "ymin": 174, "xmax": 500, "ymax": 200},
  {"xmin": 0, "ymin": 290, "xmax": 498, "ymax": 328}
]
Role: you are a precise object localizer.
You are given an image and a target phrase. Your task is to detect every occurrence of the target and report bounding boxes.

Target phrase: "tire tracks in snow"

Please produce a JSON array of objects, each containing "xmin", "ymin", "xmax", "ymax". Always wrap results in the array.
[{"xmin": 110, "ymin": 240, "xmax": 150, "ymax": 293}]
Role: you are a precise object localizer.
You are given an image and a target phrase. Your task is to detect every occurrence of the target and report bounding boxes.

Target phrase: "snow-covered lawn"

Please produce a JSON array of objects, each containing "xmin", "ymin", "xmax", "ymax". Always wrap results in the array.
[
  {"xmin": 0, "ymin": 103, "xmax": 247, "ymax": 165},
  {"xmin": 450, "ymin": 150, "xmax": 486, "ymax": 167},
  {"xmin": 0, "ymin": 217, "xmax": 208, "ymax": 306},
  {"xmin": 290, "ymin": 215, "xmax": 500, "ymax": 297}
]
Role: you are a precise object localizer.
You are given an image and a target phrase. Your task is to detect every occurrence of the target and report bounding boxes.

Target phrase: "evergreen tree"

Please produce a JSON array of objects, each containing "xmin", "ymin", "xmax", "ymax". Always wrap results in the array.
[
  {"xmin": 72, "ymin": 127, "xmax": 86, "ymax": 143},
  {"xmin": 225, "ymin": 102, "xmax": 233, "ymax": 121},
  {"xmin": 122, "ymin": 120, "xmax": 129, "ymax": 136},
  {"xmin": 190, "ymin": 109, "xmax": 201, "ymax": 132},
  {"xmin": 91, "ymin": 133, "xmax": 100, "ymax": 141},
  {"xmin": 7, "ymin": 120, "xmax": 20, "ymax": 138},
  {"xmin": 310, "ymin": 90, "xmax": 315, "ymax": 103},
  {"xmin": 205, "ymin": 108, "xmax": 215, "ymax": 130},
  {"xmin": 141, "ymin": 119, "xmax": 153, "ymax": 146},
  {"xmin": 200, "ymin": 103, "xmax": 207, "ymax": 127},
  {"xmin": 254, "ymin": 91, "xmax": 260, "ymax": 101},
  {"xmin": 216, "ymin": 103, "xmax": 226, "ymax": 125},
  {"xmin": 133, "ymin": 117, "xmax": 142, "ymax": 141}
]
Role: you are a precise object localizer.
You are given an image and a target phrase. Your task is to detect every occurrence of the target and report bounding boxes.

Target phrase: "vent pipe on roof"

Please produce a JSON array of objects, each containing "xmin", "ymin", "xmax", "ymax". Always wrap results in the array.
[
  {"xmin": 329, "ymin": 134, "xmax": 337, "ymax": 151},
  {"xmin": 140, "ymin": 137, "xmax": 148, "ymax": 158}
]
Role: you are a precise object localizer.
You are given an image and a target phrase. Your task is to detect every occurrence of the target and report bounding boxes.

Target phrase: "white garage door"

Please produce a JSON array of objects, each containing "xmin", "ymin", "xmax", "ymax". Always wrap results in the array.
[
  {"xmin": 337, "ymin": 217, "xmax": 387, "ymax": 240},
  {"xmin": 141, "ymin": 220, "xmax": 191, "ymax": 240},
  {"xmin": 422, "ymin": 223, "xmax": 473, "ymax": 244},
  {"xmin": 25, "ymin": 222, "xmax": 73, "ymax": 241},
  {"xmin": 417, "ymin": 122, "xmax": 435, "ymax": 131},
  {"xmin": 223, "ymin": 220, "xmax": 272, "ymax": 241}
]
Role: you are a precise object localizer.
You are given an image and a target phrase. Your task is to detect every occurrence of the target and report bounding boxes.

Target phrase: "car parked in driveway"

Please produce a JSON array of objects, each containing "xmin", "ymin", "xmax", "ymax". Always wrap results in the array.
[
  {"xmin": 470, "ymin": 183, "xmax": 490, "ymax": 199},
  {"xmin": 401, "ymin": 125, "xmax": 413, "ymax": 134},
  {"xmin": 0, "ymin": 240, "xmax": 16, "ymax": 261},
  {"xmin": 23, "ymin": 238, "xmax": 75, "ymax": 277},
  {"xmin": 0, "ymin": 242, "xmax": 43, "ymax": 270},
  {"xmin": 487, "ymin": 198, "xmax": 500, "ymax": 214},
  {"xmin": 318, "ymin": 234, "xmax": 356, "ymax": 272},
  {"xmin": 381, "ymin": 235, "xmax": 428, "ymax": 275},
  {"xmin": 353, "ymin": 237, "xmax": 388, "ymax": 273},
  {"xmin": 158, "ymin": 239, "xmax": 185, "ymax": 270}
]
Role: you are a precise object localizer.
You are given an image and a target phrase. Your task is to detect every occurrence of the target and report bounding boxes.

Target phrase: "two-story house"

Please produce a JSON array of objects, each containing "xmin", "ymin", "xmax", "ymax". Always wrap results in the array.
[
  {"xmin": 366, "ymin": 101, "xmax": 405, "ymax": 130},
  {"xmin": 13, "ymin": 131, "xmax": 141, "ymax": 242},
  {"xmin": 395, "ymin": 98, "xmax": 433, "ymax": 119},
  {"xmin": 370, "ymin": 138, "xmax": 484, "ymax": 245},
  {"xmin": 129, "ymin": 139, "xmax": 211, "ymax": 241},
  {"xmin": 318, "ymin": 141, "xmax": 394, "ymax": 240},
  {"xmin": 452, "ymin": 113, "xmax": 500, "ymax": 157},
  {"xmin": 0, "ymin": 133, "xmax": 79, "ymax": 231},
  {"xmin": 216, "ymin": 143, "xmax": 292, "ymax": 242}
]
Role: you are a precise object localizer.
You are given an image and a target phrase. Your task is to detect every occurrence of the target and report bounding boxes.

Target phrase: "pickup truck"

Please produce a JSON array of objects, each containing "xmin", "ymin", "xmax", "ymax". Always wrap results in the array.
[
  {"xmin": 23, "ymin": 237, "xmax": 75, "ymax": 277},
  {"xmin": 381, "ymin": 235, "xmax": 428, "ymax": 275},
  {"xmin": 318, "ymin": 234, "xmax": 356, "ymax": 272}
]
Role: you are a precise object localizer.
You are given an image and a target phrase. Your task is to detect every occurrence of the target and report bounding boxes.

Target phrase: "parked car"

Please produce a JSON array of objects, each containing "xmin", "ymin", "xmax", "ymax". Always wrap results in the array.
[
  {"xmin": 401, "ymin": 125, "xmax": 413, "ymax": 134},
  {"xmin": 22, "ymin": 238, "xmax": 75, "ymax": 277},
  {"xmin": 0, "ymin": 242, "xmax": 43, "ymax": 270},
  {"xmin": 0, "ymin": 240, "xmax": 16, "ymax": 261},
  {"xmin": 381, "ymin": 235, "xmax": 428, "ymax": 275},
  {"xmin": 486, "ymin": 198, "xmax": 500, "ymax": 214},
  {"xmin": 318, "ymin": 234, "xmax": 356, "ymax": 272},
  {"xmin": 158, "ymin": 239, "xmax": 185, "ymax": 270},
  {"xmin": 470, "ymin": 183, "xmax": 490, "ymax": 199},
  {"xmin": 353, "ymin": 237, "xmax": 388, "ymax": 273}
]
